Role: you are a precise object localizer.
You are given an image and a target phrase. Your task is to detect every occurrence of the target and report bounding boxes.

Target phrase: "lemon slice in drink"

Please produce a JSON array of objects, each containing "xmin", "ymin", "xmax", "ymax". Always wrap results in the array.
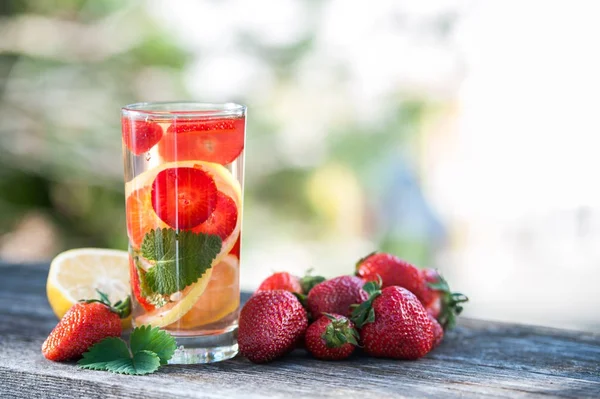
[{"xmin": 47, "ymin": 248, "xmax": 131, "ymax": 327}]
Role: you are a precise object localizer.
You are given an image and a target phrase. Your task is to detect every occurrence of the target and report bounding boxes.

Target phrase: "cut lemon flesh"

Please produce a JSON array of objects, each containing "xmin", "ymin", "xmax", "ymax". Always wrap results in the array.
[{"xmin": 47, "ymin": 248, "xmax": 131, "ymax": 326}]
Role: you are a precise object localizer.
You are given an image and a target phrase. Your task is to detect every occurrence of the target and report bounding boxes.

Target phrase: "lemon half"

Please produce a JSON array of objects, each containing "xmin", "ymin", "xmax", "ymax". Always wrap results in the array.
[{"xmin": 47, "ymin": 248, "xmax": 131, "ymax": 328}]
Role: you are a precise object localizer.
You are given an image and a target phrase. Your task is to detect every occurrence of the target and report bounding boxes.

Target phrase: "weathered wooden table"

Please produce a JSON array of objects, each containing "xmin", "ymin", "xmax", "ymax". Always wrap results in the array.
[{"xmin": 1, "ymin": 262, "xmax": 599, "ymax": 398}]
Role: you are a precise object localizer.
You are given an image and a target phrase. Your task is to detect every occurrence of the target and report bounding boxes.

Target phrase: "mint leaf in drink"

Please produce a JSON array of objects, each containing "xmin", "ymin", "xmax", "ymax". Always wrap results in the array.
[
  {"xmin": 78, "ymin": 326, "xmax": 176, "ymax": 375},
  {"xmin": 141, "ymin": 228, "xmax": 222, "ymax": 295},
  {"xmin": 130, "ymin": 325, "xmax": 176, "ymax": 365},
  {"xmin": 133, "ymin": 256, "xmax": 168, "ymax": 308}
]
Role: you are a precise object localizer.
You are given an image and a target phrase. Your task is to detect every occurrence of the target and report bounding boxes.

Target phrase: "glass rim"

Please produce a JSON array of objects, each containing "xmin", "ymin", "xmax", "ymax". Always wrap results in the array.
[{"xmin": 121, "ymin": 101, "xmax": 246, "ymax": 119}]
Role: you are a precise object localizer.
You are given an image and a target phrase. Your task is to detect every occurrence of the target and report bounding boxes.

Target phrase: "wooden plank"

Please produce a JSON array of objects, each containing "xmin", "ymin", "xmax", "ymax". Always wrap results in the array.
[{"xmin": 0, "ymin": 263, "xmax": 599, "ymax": 399}]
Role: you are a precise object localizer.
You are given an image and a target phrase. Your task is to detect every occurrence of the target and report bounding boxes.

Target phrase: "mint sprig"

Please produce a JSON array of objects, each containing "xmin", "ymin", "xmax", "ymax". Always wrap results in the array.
[
  {"xmin": 78, "ymin": 326, "xmax": 176, "ymax": 375},
  {"xmin": 141, "ymin": 228, "xmax": 222, "ymax": 295}
]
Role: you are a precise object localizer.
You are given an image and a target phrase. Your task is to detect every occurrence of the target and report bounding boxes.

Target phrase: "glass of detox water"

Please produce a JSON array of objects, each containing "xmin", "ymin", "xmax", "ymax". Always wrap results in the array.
[{"xmin": 121, "ymin": 102, "xmax": 245, "ymax": 364}]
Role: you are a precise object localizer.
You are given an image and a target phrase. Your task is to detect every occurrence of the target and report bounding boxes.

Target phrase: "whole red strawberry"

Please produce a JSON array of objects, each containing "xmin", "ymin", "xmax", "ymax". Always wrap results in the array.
[
  {"xmin": 257, "ymin": 272, "xmax": 303, "ymax": 294},
  {"xmin": 305, "ymin": 314, "xmax": 358, "ymax": 360},
  {"xmin": 257, "ymin": 271, "xmax": 325, "ymax": 295},
  {"xmin": 356, "ymin": 252, "xmax": 428, "ymax": 302},
  {"xmin": 356, "ymin": 252, "xmax": 468, "ymax": 330},
  {"xmin": 429, "ymin": 314, "xmax": 444, "ymax": 349},
  {"xmin": 307, "ymin": 276, "xmax": 368, "ymax": 318},
  {"xmin": 352, "ymin": 283, "xmax": 434, "ymax": 360},
  {"xmin": 238, "ymin": 290, "xmax": 308, "ymax": 363},
  {"xmin": 42, "ymin": 293, "xmax": 130, "ymax": 361}
]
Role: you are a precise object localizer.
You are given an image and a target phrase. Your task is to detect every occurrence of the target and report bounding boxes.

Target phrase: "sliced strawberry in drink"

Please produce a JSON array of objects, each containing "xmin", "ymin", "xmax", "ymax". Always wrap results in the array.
[
  {"xmin": 151, "ymin": 167, "xmax": 218, "ymax": 229},
  {"xmin": 191, "ymin": 192, "xmax": 238, "ymax": 241},
  {"xmin": 129, "ymin": 255, "xmax": 155, "ymax": 312},
  {"xmin": 122, "ymin": 117, "xmax": 164, "ymax": 155},
  {"xmin": 229, "ymin": 235, "xmax": 241, "ymax": 258},
  {"xmin": 158, "ymin": 117, "xmax": 245, "ymax": 165}
]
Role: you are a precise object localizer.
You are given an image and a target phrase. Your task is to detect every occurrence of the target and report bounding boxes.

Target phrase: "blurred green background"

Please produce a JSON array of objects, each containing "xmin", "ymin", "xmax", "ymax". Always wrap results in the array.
[
  {"xmin": 1, "ymin": 0, "xmax": 599, "ymax": 332},
  {"xmin": 0, "ymin": 0, "xmax": 445, "ymax": 265}
]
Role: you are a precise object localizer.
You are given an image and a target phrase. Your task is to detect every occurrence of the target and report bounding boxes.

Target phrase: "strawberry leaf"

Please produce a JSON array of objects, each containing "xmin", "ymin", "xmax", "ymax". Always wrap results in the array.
[
  {"xmin": 78, "ymin": 337, "xmax": 131, "ymax": 370},
  {"xmin": 130, "ymin": 325, "xmax": 176, "ymax": 365},
  {"xmin": 78, "ymin": 326, "xmax": 176, "ymax": 375},
  {"xmin": 103, "ymin": 350, "xmax": 160, "ymax": 375},
  {"xmin": 142, "ymin": 228, "xmax": 222, "ymax": 295}
]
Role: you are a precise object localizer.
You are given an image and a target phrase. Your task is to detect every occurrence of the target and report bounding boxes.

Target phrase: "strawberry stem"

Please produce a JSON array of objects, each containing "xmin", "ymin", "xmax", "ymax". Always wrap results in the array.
[
  {"xmin": 300, "ymin": 274, "xmax": 326, "ymax": 294},
  {"xmin": 112, "ymin": 296, "xmax": 132, "ymax": 319},
  {"xmin": 322, "ymin": 313, "xmax": 359, "ymax": 348},
  {"xmin": 428, "ymin": 274, "xmax": 469, "ymax": 330},
  {"xmin": 350, "ymin": 280, "xmax": 382, "ymax": 328},
  {"xmin": 81, "ymin": 290, "xmax": 132, "ymax": 319}
]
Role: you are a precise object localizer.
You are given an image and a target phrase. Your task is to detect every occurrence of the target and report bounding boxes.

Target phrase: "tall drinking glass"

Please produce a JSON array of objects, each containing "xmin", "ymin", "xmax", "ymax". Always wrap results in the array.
[{"xmin": 121, "ymin": 102, "xmax": 245, "ymax": 364}]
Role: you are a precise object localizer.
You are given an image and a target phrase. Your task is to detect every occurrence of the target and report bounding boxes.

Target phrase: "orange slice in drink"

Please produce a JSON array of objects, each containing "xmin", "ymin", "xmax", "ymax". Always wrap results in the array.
[
  {"xmin": 126, "ymin": 186, "xmax": 168, "ymax": 249},
  {"xmin": 177, "ymin": 254, "xmax": 239, "ymax": 329}
]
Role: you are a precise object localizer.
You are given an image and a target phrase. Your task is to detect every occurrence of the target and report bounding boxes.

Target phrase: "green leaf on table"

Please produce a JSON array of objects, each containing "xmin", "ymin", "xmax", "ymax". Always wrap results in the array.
[
  {"xmin": 103, "ymin": 350, "xmax": 161, "ymax": 375},
  {"xmin": 78, "ymin": 337, "xmax": 130, "ymax": 370},
  {"xmin": 77, "ymin": 326, "xmax": 176, "ymax": 375},
  {"xmin": 130, "ymin": 325, "xmax": 176, "ymax": 365},
  {"xmin": 141, "ymin": 228, "xmax": 222, "ymax": 295}
]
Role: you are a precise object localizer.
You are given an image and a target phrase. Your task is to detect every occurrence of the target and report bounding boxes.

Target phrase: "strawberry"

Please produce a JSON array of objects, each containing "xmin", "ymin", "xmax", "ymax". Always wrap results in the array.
[
  {"xmin": 151, "ymin": 167, "xmax": 218, "ymax": 229},
  {"xmin": 158, "ymin": 118, "xmax": 245, "ymax": 165},
  {"xmin": 421, "ymin": 268, "xmax": 468, "ymax": 330},
  {"xmin": 305, "ymin": 314, "xmax": 358, "ymax": 360},
  {"xmin": 257, "ymin": 272, "xmax": 303, "ymax": 294},
  {"xmin": 356, "ymin": 252, "xmax": 428, "ymax": 302},
  {"xmin": 429, "ymin": 314, "xmax": 444, "ymax": 349},
  {"xmin": 42, "ymin": 292, "xmax": 130, "ymax": 361},
  {"xmin": 122, "ymin": 118, "xmax": 163, "ymax": 155},
  {"xmin": 129, "ymin": 256, "xmax": 154, "ymax": 311},
  {"xmin": 356, "ymin": 253, "xmax": 468, "ymax": 329},
  {"xmin": 238, "ymin": 290, "xmax": 308, "ymax": 363},
  {"xmin": 352, "ymin": 283, "xmax": 434, "ymax": 360},
  {"xmin": 307, "ymin": 276, "xmax": 368, "ymax": 318},
  {"xmin": 257, "ymin": 272, "xmax": 325, "ymax": 295},
  {"xmin": 191, "ymin": 192, "xmax": 238, "ymax": 240},
  {"xmin": 229, "ymin": 235, "xmax": 241, "ymax": 258}
]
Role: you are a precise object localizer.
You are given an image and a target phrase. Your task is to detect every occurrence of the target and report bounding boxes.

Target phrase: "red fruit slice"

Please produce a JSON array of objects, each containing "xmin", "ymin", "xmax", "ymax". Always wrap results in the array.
[
  {"xmin": 129, "ymin": 255, "xmax": 155, "ymax": 312},
  {"xmin": 229, "ymin": 235, "xmax": 241, "ymax": 258},
  {"xmin": 122, "ymin": 118, "xmax": 164, "ymax": 155},
  {"xmin": 191, "ymin": 192, "xmax": 238, "ymax": 240},
  {"xmin": 151, "ymin": 167, "xmax": 218, "ymax": 229},
  {"xmin": 158, "ymin": 117, "xmax": 245, "ymax": 165}
]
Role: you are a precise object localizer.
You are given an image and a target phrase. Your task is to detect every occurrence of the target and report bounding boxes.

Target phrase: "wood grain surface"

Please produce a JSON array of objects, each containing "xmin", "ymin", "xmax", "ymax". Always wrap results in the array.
[{"xmin": 0, "ymin": 262, "xmax": 599, "ymax": 399}]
